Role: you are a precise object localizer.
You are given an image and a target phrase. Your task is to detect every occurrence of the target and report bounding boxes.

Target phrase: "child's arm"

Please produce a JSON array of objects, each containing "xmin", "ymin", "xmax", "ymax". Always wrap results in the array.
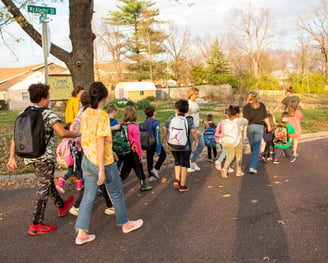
[
  {"xmin": 111, "ymin": 124, "xmax": 120, "ymax": 131},
  {"xmin": 53, "ymin": 122, "xmax": 79, "ymax": 138},
  {"xmin": 96, "ymin": 137, "xmax": 105, "ymax": 186},
  {"xmin": 154, "ymin": 122, "xmax": 162, "ymax": 153},
  {"xmin": 191, "ymin": 128, "xmax": 199, "ymax": 148},
  {"xmin": 162, "ymin": 126, "xmax": 168, "ymax": 146},
  {"xmin": 6, "ymin": 137, "xmax": 17, "ymax": 172}
]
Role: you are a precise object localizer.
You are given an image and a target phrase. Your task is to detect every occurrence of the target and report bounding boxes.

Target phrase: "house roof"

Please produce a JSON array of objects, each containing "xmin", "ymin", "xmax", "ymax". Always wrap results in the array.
[
  {"xmin": 116, "ymin": 82, "xmax": 156, "ymax": 91},
  {"xmin": 0, "ymin": 63, "xmax": 68, "ymax": 91}
]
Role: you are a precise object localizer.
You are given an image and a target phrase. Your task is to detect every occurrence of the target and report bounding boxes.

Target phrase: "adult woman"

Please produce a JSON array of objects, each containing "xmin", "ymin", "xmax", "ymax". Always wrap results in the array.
[
  {"xmin": 243, "ymin": 91, "xmax": 270, "ymax": 174},
  {"xmin": 75, "ymin": 82, "xmax": 142, "ymax": 245},
  {"xmin": 187, "ymin": 87, "xmax": 205, "ymax": 172},
  {"xmin": 65, "ymin": 85, "xmax": 84, "ymax": 128},
  {"xmin": 272, "ymin": 86, "xmax": 304, "ymax": 113}
]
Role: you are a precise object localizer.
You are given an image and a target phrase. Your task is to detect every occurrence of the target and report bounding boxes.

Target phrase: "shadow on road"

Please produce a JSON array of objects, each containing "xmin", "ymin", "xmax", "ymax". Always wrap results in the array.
[{"xmin": 232, "ymin": 157, "xmax": 290, "ymax": 263}]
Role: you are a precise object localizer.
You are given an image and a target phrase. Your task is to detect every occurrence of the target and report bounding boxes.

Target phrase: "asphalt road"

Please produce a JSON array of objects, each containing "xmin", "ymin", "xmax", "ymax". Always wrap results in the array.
[{"xmin": 0, "ymin": 138, "xmax": 328, "ymax": 263}]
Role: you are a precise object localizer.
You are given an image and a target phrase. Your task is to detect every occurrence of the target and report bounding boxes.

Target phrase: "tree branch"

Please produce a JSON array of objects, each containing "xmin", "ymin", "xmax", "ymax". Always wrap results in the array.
[{"xmin": 2, "ymin": 0, "xmax": 70, "ymax": 63}]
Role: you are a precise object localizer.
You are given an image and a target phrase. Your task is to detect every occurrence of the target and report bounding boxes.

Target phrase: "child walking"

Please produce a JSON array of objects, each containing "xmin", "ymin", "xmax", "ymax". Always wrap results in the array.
[
  {"xmin": 261, "ymin": 113, "xmax": 276, "ymax": 162},
  {"xmin": 273, "ymin": 111, "xmax": 296, "ymax": 164},
  {"xmin": 56, "ymin": 91, "xmax": 90, "ymax": 194},
  {"xmin": 119, "ymin": 106, "xmax": 152, "ymax": 191},
  {"xmin": 75, "ymin": 82, "xmax": 143, "ymax": 245},
  {"xmin": 6, "ymin": 83, "xmax": 77, "ymax": 235},
  {"xmin": 163, "ymin": 99, "xmax": 198, "ymax": 192},
  {"xmin": 219, "ymin": 105, "xmax": 248, "ymax": 178},
  {"xmin": 287, "ymin": 101, "xmax": 304, "ymax": 156},
  {"xmin": 143, "ymin": 105, "xmax": 167, "ymax": 182},
  {"xmin": 215, "ymin": 108, "xmax": 230, "ymax": 171},
  {"xmin": 204, "ymin": 114, "xmax": 217, "ymax": 162}
]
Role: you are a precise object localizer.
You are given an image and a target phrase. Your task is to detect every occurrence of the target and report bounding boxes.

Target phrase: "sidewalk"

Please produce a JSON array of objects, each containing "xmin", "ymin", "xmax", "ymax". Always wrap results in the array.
[{"xmin": 1, "ymin": 131, "xmax": 327, "ymax": 184}]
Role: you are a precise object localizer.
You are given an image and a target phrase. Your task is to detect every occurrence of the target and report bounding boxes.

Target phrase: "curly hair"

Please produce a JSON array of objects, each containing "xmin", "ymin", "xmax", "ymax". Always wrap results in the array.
[{"xmin": 28, "ymin": 83, "xmax": 49, "ymax": 103}]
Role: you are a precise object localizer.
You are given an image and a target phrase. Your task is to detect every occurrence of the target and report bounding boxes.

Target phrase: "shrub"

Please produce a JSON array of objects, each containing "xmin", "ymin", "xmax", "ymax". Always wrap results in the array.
[
  {"xmin": 0, "ymin": 100, "xmax": 8, "ymax": 111},
  {"xmin": 136, "ymin": 99, "xmax": 150, "ymax": 110}
]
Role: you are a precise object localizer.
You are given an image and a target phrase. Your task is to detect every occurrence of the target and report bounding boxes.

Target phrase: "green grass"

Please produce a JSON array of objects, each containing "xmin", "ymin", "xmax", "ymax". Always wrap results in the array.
[{"xmin": 1, "ymin": 99, "xmax": 327, "ymax": 176}]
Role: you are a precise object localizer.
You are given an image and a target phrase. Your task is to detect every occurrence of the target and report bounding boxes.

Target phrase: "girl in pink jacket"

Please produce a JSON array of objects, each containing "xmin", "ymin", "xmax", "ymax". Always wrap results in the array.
[{"xmin": 119, "ymin": 106, "xmax": 152, "ymax": 191}]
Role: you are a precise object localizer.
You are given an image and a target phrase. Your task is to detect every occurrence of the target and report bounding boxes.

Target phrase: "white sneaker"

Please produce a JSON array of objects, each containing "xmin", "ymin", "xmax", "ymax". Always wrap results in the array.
[
  {"xmin": 187, "ymin": 167, "xmax": 195, "ymax": 173},
  {"xmin": 228, "ymin": 167, "xmax": 234, "ymax": 173},
  {"xmin": 69, "ymin": 206, "xmax": 79, "ymax": 216},
  {"xmin": 148, "ymin": 176, "xmax": 157, "ymax": 182},
  {"xmin": 249, "ymin": 168, "xmax": 257, "ymax": 174},
  {"xmin": 104, "ymin": 207, "xmax": 115, "ymax": 215},
  {"xmin": 191, "ymin": 162, "xmax": 201, "ymax": 171},
  {"xmin": 151, "ymin": 168, "xmax": 160, "ymax": 179},
  {"xmin": 215, "ymin": 160, "xmax": 222, "ymax": 171}
]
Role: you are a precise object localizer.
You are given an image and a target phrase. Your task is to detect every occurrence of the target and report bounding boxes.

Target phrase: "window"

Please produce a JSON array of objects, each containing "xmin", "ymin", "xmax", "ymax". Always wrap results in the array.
[
  {"xmin": 22, "ymin": 92, "xmax": 29, "ymax": 101},
  {"xmin": 140, "ymin": 90, "xmax": 144, "ymax": 96}
]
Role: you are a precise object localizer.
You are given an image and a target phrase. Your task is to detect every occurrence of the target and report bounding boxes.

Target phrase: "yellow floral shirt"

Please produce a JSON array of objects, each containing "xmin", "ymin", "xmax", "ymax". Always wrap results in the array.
[{"xmin": 81, "ymin": 108, "xmax": 114, "ymax": 166}]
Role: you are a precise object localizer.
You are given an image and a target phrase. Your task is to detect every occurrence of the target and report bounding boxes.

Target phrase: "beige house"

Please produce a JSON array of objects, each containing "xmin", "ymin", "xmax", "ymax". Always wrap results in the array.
[
  {"xmin": 0, "ymin": 63, "xmax": 70, "ymax": 110},
  {"xmin": 115, "ymin": 82, "xmax": 156, "ymax": 101}
]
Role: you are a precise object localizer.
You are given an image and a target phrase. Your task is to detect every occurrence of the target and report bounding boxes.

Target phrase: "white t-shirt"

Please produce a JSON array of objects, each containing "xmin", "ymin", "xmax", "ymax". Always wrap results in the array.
[{"xmin": 188, "ymin": 99, "xmax": 200, "ymax": 127}]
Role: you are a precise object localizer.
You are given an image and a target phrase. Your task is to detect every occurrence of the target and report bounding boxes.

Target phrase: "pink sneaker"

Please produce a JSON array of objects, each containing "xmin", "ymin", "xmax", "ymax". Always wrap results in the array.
[
  {"xmin": 77, "ymin": 180, "xmax": 83, "ymax": 191},
  {"xmin": 75, "ymin": 234, "xmax": 96, "ymax": 245},
  {"xmin": 122, "ymin": 219, "xmax": 143, "ymax": 234},
  {"xmin": 56, "ymin": 177, "xmax": 66, "ymax": 194}
]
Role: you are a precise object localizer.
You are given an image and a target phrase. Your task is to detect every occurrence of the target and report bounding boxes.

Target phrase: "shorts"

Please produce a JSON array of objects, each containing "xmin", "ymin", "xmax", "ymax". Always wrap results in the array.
[{"xmin": 171, "ymin": 151, "xmax": 190, "ymax": 168}]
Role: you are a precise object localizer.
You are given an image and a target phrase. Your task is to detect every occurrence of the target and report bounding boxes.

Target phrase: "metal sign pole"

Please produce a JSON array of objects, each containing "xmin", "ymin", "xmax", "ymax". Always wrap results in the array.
[{"xmin": 41, "ymin": 19, "xmax": 49, "ymax": 85}]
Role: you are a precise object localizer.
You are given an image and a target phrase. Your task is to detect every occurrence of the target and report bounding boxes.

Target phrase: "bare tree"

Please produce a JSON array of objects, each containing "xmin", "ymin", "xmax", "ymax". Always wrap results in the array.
[
  {"xmin": 227, "ymin": 2, "xmax": 271, "ymax": 78},
  {"xmin": 297, "ymin": 0, "xmax": 328, "ymax": 75},
  {"xmin": 164, "ymin": 22, "xmax": 191, "ymax": 85}
]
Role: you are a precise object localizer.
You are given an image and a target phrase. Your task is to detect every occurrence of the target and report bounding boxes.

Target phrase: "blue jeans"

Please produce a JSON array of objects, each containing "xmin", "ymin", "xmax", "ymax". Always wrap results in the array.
[
  {"xmin": 146, "ymin": 146, "xmax": 166, "ymax": 176},
  {"xmin": 189, "ymin": 128, "xmax": 205, "ymax": 162},
  {"xmin": 63, "ymin": 151, "xmax": 83, "ymax": 181},
  {"xmin": 247, "ymin": 124, "xmax": 264, "ymax": 169},
  {"xmin": 75, "ymin": 156, "xmax": 128, "ymax": 231}
]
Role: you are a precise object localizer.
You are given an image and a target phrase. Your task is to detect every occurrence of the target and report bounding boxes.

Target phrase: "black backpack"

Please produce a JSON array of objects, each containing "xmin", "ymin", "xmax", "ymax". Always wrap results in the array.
[
  {"xmin": 139, "ymin": 119, "xmax": 156, "ymax": 150},
  {"xmin": 14, "ymin": 106, "xmax": 51, "ymax": 158}
]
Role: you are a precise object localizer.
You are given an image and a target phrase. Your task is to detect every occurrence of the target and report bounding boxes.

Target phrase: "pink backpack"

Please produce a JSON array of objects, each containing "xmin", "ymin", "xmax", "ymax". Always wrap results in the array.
[{"xmin": 56, "ymin": 138, "xmax": 74, "ymax": 169}]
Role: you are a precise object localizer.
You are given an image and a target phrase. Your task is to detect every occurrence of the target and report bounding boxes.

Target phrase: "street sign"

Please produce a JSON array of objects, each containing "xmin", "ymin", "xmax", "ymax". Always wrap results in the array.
[
  {"xmin": 27, "ymin": 5, "xmax": 56, "ymax": 15},
  {"xmin": 39, "ymin": 12, "xmax": 47, "ymax": 23}
]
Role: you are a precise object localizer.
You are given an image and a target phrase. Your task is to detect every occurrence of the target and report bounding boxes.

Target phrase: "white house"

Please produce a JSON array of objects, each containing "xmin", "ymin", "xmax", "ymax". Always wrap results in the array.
[{"xmin": 115, "ymin": 82, "xmax": 156, "ymax": 101}]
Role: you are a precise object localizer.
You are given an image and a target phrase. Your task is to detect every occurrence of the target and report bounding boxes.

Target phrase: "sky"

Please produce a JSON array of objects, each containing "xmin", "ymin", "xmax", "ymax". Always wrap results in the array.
[{"xmin": 0, "ymin": 0, "xmax": 320, "ymax": 68}]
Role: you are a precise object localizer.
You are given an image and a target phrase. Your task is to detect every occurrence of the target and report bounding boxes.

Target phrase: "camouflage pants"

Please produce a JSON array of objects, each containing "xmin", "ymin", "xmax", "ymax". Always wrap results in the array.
[{"xmin": 30, "ymin": 161, "xmax": 64, "ymax": 224}]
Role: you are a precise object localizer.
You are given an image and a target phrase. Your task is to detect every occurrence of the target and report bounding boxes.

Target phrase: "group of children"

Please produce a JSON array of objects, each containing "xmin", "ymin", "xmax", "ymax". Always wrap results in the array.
[
  {"xmin": 6, "ymin": 82, "xmax": 303, "ymax": 245},
  {"xmin": 201, "ymin": 101, "xmax": 303, "ymax": 179}
]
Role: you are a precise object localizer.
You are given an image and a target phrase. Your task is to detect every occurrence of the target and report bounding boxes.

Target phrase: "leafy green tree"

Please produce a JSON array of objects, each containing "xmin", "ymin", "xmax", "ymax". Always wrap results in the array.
[{"xmin": 105, "ymin": 0, "xmax": 166, "ymax": 80}]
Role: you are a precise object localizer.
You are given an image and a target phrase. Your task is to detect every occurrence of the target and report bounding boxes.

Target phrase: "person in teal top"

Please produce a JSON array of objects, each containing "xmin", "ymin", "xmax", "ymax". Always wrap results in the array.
[{"xmin": 273, "ymin": 111, "xmax": 296, "ymax": 164}]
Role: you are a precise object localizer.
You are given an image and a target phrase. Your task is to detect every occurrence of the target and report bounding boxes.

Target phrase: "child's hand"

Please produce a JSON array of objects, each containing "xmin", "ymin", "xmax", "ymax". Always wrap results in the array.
[
  {"xmin": 113, "ymin": 152, "xmax": 119, "ymax": 161},
  {"xmin": 97, "ymin": 170, "xmax": 105, "ymax": 185},
  {"xmin": 6, "ymin": 158, "xmax": 17, "ymax": 172}
]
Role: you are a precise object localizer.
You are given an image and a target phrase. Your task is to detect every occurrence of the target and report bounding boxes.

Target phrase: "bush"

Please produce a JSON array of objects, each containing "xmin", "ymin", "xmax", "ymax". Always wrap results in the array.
[
  {"xmin": 0, "ymin": 100, "xmax": 8, "ymax": 111},
  {"xmin": 136, "ymin": 99, "xmax": 150, "ymax": 110},
  {"xmin": 104, "ymin": 98, "xmax": 135, "ymax": 109},
  {"xmin": 145, "ymin": 96, "xmax": 156, "ymax": 101}
]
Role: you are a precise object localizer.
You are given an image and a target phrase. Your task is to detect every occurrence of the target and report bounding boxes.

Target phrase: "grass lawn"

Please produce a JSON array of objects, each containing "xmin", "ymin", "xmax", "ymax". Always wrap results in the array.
[{"xmin": 0, "ymin": 98, "xmax": 327, "ymax": 175}]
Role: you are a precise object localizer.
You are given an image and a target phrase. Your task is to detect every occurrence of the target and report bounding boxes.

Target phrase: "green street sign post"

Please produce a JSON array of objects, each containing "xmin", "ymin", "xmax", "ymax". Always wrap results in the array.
[
  {"xmin": 27, "ymin": 5, "xmax": 56, "ymax": 85},
  {"xmin": 27, "ymin": 5, "xmax": 56, "ymax": 15}
]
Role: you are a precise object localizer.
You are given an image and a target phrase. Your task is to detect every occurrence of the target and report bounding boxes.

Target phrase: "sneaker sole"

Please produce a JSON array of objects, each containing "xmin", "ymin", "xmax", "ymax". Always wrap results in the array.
[
  {"xmin": 28, "ymin": 228, "xmax": 56, "ymax": 236},
  {"xmin": 55, "ymin": 186, "xmax": 65, "ymax": 194},
  {"xmin": 75, "ymin": 235, "xmax": 96, "ymax": 245}
]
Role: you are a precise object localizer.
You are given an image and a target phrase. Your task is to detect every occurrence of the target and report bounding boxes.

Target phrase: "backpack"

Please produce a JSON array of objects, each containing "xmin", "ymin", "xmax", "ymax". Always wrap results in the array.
[
  {"xmin": 112, "ymin": 122, "xmax": 131, "ymax": 157},
  {"xmin": 219, "ymin": 119, "xmax": 240, "ymax": 147},
  {"xmin": 139, "ymin": 119, "xmax": 156, "ymax": 150},
  {"xmin": 56, "ymin": 138, "xmax": 74, "ymax": 169},
  {"xmin": 167, "ymin": 115, "xmax": 188, "ymax": 150},
  {"xmin": 273, "ymin": 122, "xmax": 289, "ymax": 146},
  {"xmin": 204, "ymin": 127, "xmax": 216, "ymax": 147},
  {"xmin": 14, "ymin": 106, "xmax": 51, "ymax": 158}
]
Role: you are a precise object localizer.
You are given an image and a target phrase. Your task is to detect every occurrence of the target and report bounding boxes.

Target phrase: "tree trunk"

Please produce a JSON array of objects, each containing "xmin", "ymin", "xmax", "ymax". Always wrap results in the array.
[{"xmin": 66, "ymin": 0, "xmax": 95, "ymax": 89}]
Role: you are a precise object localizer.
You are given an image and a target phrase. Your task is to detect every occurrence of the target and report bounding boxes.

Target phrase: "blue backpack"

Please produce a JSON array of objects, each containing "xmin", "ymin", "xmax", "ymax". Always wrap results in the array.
[{"xmin": 204, "ymin": 127, "xmax": 216, "ymax": 147}]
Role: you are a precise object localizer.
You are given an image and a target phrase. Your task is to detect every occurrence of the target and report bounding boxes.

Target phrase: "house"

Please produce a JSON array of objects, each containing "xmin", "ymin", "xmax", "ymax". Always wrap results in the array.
[
  {"xmin": 115, "ymin": 82, "xmax": 156, "ymax": 101},
  {"xmin": 0, "ymin": 63, "xmax": 70, "ymax": 110}
]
